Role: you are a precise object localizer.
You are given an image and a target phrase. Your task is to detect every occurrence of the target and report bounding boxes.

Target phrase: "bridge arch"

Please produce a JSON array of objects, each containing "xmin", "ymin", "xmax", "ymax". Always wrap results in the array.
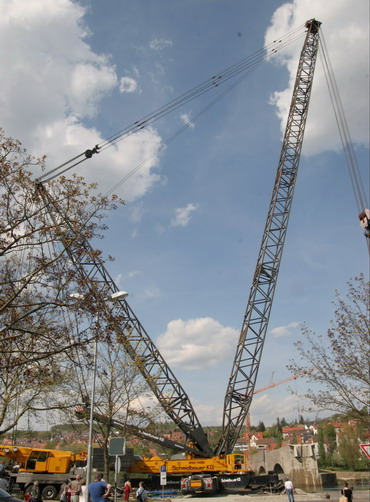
[{"xmin": 273, "ymin": 463, "xmax": 284, "ymax": 474}]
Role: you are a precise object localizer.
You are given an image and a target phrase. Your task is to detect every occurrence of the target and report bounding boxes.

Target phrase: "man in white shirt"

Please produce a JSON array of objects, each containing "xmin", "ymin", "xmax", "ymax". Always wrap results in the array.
[{"xmin": 284, "ymin": 479, "xmax": 295, "ymax": 502}]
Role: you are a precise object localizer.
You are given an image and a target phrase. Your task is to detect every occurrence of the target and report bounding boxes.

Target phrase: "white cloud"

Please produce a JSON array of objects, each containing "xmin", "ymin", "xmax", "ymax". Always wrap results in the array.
[
  {"xmin": 119, "ymin": 76, "xmax": 138, "ymax": 94},
  {"xmin": 0, "ymin": 0, "xmax": 163, "ymax": 201},
  {"xmin": 128, "ymin": 270, "xmax": 140, "ymax": 278},
  {"xmin": 115, "ymin": 273, "xmax": 123, "ymax": 286},
  {"xmin": 129, "ymin": 203, "xmax": 145, "ymax": 224},
  {"xmin": 149, "ymin": 38, "xmax": 173, "ymax": 51},
  {"xmin": 265, "ymin": 0, "xmax": 369, "ymax": 154},
  {"xmin": 144, "ymin": 286, "xmax": 161, "ymax": 299},
  {"xmin": 156, "ymin": 318, "xmax": 239, "ymax": 370},
  {"xmin": 170, "ymin": 203, "xmax": 199, "ymax": 227},
  {"xmin": 36, "ymin": 120, "xmax": 162, "ymax": 202},
  {"xmin": 179, "ymin": 113, "xmax": 195, "ymax": 129},
  {"xmin": 69, "ymin": 63, "xmax": 118, "ymax": 117},
  {"xmin": 190, "ymin": 401, "xmax": 223, "ymax": 426},
  {"xmin": 250, "ymin": 393, "xmax": 305, "ymax": 425},
  {"xmin": 270, "ymin": 321, "xmax": 299, "ymax": 338}
]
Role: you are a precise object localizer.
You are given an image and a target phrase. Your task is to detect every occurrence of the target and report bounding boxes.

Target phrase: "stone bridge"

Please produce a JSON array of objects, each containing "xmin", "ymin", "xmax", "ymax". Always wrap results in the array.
[{"xmin": 249, "ymin": 444, "xmax": 333, "ymax": 489}]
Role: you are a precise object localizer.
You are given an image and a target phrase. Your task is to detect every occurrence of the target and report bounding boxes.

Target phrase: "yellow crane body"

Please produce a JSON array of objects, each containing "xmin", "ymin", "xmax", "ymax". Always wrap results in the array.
[
  {"xmin": 0, "ymin": 444, "xmax": 86, "ymax": 474},
  {"xmin": 128, "ymin": 452, "xmax": 250, "ymax": 475}
]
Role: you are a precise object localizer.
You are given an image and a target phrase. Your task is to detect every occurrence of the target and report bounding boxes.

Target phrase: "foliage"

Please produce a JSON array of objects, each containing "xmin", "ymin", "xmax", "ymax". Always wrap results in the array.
[
  {"xmin": 59, "ymin": 443, "xmax": 87, "ymax": 454},
  {"xmin": 317, "ymin": 426, "xmax": 327, "ymax": 467},
  {"xmin": 338, "ymin": 423, "xmax": 361, "ymax": 470},
  {"xmin": 66, "ymin": 340, "xmax": 163, "ymax": 481},
  {"xmin": 288, "ymin": 275, "xmax": 370, "ymax": 425},
  {"xmin": 0, "ymin": 129, "xmax": 124, "ymax": 435},
  {"xmin": 256, "ymin": 421, "xmax": 266, "ymax": 432}
]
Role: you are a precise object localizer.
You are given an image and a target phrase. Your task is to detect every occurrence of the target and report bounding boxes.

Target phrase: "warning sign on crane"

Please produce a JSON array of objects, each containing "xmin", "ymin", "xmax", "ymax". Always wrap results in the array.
[{"xmin": 360, "ymin": 444, "xmax": 370, "ymax": 459}]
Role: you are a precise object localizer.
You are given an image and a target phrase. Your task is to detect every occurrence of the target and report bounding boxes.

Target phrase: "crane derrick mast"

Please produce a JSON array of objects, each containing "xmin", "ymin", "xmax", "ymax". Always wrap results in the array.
[
  {"xmin": 215, "ymin": 18, "xmax": 321, "ymax": 457},
  {"xmin": 35, "ymin": 182, "xmax": 213, "ymax": 459}
]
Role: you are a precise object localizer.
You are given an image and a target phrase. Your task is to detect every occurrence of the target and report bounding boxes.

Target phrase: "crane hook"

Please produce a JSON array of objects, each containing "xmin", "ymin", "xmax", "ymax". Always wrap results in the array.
[{"xmin": 85, "ymin": 145, "xmax": 100, "ymax": 159}]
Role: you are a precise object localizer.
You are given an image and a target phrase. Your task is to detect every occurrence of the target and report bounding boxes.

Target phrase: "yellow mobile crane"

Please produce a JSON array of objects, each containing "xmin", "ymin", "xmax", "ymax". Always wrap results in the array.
[
  {"xmin": 35, "ymin": 18, "xmax": 321, "ymax": 495},
  {"xmin": 0, "ymin": 445, "xmax": 86, "ymax": 499}
]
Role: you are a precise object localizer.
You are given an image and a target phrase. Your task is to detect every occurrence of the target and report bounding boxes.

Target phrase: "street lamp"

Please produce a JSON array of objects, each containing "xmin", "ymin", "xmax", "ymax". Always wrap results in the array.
[{"xmin": 70, "ymin": 290, "xmax": 128, "ymax": 500}]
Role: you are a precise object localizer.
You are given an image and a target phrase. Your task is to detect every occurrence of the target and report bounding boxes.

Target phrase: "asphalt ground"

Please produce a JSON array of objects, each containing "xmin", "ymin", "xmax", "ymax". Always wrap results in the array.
[{"xmin": 166, "ymin": 490, "xmax": 370, "ymax": 502}]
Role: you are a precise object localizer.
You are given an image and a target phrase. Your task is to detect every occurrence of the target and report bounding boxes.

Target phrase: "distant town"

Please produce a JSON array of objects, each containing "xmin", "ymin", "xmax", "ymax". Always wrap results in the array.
[{"xmin": 1, "ymin": 417, "xmax": 364, "ymax": 459}]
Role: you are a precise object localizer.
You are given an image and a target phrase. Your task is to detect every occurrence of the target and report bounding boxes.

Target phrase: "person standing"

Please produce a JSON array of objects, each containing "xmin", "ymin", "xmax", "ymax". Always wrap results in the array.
[
  {"xmin": 341, "ymin": 482, "xmax": 353, "ymax": 502},
  {"xmin": 123, "ymin": 480, "xmax": 131, "ymax": 502},
  {"xmin": 0, "ymin": 475, "xmax": 9, "ymax": 491},
  {"xmin": 69, "ymin": 475, "xmax": 82, "ymax": 502},
  {"xmin": 284, "ymin": 478, "xmax": 295, "ymax": 502},
  {"xmin": 88, "ymin": 473, "xmax": 112, "ymax": 502},
  {"xmin": 59, "ymin": 480, "xmax": 70, "ymax": 502},
  {"xmin": 135, "ymin": 482, "xmax": 148, "ymax": 502},
  {"xmin": 79, "ymin": 480, "xmax": 86, "ymax": 502},
  {"xmin": 30, "ymin": 481, "xmax": 40, "ymax": 502}
]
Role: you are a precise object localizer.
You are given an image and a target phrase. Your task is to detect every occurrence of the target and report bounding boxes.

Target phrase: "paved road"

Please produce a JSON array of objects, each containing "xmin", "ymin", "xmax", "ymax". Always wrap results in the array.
[{"xmin": 170, "ymin": 490, "xmax": 370, "ymax": 502}]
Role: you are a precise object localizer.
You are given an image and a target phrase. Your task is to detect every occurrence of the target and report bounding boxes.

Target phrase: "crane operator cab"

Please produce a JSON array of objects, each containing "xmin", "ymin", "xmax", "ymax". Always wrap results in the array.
[{"xmin": 359, "ymin": 209, "xmax": 370, "ymax": 238}]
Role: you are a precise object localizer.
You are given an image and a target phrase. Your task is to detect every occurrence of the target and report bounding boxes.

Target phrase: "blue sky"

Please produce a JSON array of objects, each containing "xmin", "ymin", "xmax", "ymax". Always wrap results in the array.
[{"xmin": 1, "ymin": 0, "xmax": 369, "ymax": 428}]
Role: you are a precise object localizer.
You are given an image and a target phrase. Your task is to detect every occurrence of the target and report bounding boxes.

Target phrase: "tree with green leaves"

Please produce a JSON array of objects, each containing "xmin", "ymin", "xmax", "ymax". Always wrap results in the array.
[
  {"xmin": 317, "ymin": 426, "xmax": 327, "ymax": 467},
  {"xmin": 288, "ymin": 275, "xmax": 370, "ymax": 425},
  {"xmin": 338, "ymin": 423, "xmax": 361, "ymax": 470},
  {"xmin": 256, "ymin": 421, "xmax": 266, "ymax": 432}
]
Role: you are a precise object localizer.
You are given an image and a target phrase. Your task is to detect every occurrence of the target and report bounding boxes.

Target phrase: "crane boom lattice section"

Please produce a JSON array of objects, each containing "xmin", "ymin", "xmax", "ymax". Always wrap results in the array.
[
  {"xmin": 35, "ymin": 183, "xmax": 213, "ymax": 458},
  {"xmin": 216, "ymin": 19, "xmax": 321, "ymax": 456}
]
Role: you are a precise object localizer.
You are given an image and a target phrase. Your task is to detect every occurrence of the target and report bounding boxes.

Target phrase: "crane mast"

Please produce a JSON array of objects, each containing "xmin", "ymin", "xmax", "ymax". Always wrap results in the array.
[
  {"xmin": 215, "ymin": 18, "xmax": 321, "ymax": 456},
  {"xmin": 35, "ymin": 182, "xmax": 213, "ymax": 459}
]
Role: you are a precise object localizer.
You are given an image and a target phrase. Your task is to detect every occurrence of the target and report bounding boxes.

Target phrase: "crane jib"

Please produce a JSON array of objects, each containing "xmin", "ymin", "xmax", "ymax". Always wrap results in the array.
[{"xmin": 215, "ymin": 18, "xmax": 321, "ymax": 456}]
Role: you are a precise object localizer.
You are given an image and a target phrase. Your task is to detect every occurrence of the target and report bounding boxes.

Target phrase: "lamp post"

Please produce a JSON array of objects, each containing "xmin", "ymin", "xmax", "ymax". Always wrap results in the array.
[{"xmin": 70, "ymin": 290, "xmax": 128, "ymax": 501}]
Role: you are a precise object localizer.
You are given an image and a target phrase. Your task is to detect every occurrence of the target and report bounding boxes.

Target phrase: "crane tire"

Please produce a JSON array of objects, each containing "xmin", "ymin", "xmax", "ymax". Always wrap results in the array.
[{"xmin": 42, "ymin": 485, "xmax": 58, "ymax": 500}]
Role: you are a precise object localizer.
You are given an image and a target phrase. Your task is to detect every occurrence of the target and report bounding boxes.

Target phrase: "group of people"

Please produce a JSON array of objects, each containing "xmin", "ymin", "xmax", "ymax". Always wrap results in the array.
[
  {"xmin": 58, "ymin": 474, "xmax": 147, "ymax": 502},
  {"xmin": 2, "ymin": 469, "xmax": 355, "ymax": 502},
  {"xmin": 123, "ymin": 480, "xmax": 147, "ymax": 502},
  {"xmin": 284, "ymin": 479, "xmax": 354, "ymax": 502},
  {"xmin": 59, "ymin": 474, "xmax": 86, "ymax": 502}
]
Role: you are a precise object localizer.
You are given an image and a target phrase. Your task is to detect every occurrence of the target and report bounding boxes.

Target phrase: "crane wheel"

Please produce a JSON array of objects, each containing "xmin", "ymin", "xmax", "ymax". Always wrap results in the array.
[{"xmin": 42, "ymin": 485, "xmax": 58, "ymax": 500}]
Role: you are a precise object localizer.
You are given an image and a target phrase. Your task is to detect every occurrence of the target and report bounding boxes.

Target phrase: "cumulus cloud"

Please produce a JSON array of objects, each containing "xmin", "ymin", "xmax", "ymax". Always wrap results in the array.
[
  {"xmin": 170, "ymin": 203, "xmax": 199, "ymax": 227},
  {"xmin": 129, "ymin": 203, "xmax": 145, "ymax": 224},
  {"xmin": 190, "ymin": 401, "xmax": 223, "ymax": 426},
  {"xmin": 119, "ymin": 76, "xmax": 138, "ymax": 94},
  {"xmin": 179, "ymin": 113, "xmax": 195, "ymax": 129},
  {"xmin": 38, "ymin": 121, "xmax": 162, "ymax": 202},
  {"xmin": 156, "ymin": 318, "xmax": 239, "ymax": 370},
  {"xmin": 270, "ymin": 321, "xmax": 299, "ymax": 338},
  {"xmin": 128, "ymin": 270, "xmax": 140, "ymax": 278},
  {"xmin": 144, "ymin": 286, "xmax": 161, "ymax": 299},
  {"xmin": 149, "ymin": 38, "xmax": 173, "ymax": 50},
  {"xmin": 250, "ymin": 393, "xmax": 305, "ymax": 424},
  {"xmin": 265, "ymin": 0, "xmax": 369, "ymax": 154},
  {"xmin": 115, "ymin": 273, "xmax": 123, "ymax": 287},
  {"xmin": 0, "ymin": 0, "xmax": 163, "ymax": 201},
  {"xmin": 69, "ymin": 63, "xmax": 118, "ymax": 117}
]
